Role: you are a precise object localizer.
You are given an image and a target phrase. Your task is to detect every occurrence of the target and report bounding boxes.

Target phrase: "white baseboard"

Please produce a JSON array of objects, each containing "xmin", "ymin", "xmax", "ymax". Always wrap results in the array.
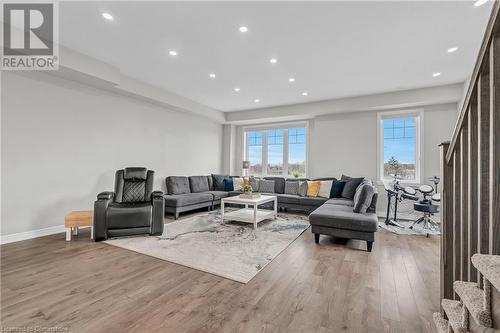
[{"xmin": 1, "ymin": 225, "xmax": 66, "ymax": 245}]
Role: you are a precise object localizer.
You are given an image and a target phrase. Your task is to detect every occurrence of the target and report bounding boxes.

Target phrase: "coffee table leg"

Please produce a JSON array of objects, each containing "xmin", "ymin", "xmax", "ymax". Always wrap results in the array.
[
  {"xmin": 253, "ymin": 205, "xmax": 257, "ymax": 229},
  {"xmin": 274, "ymin": 197, "xmax": 278, "ymax": 218},
  {"xmin": 221, "ymin": 201, "xmax": 225, "ymax": 224},
  {"xmin": 66, "ymin": 228, "xmax": 71, "ymax": 241},
  {"xmin": 72, "ymin": 227, "xmax": 79, "ymax": 236},
  {"xmin": 90, "ymin": 226, "xmax": 94, "ymax": 240}
]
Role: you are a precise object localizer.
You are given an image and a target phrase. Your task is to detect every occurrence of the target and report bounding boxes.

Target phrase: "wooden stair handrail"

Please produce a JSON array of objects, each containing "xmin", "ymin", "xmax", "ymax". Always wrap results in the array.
[{"xmin": 446, "ymin": 1, "xmax": 500, "ymax": 163}]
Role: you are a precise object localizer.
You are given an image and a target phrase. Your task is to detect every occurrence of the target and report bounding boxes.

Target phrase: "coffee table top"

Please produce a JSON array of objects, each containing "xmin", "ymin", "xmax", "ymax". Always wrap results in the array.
[{"xmin": 221, "ymin": 194, "xmax": 276, "ymax": 204}]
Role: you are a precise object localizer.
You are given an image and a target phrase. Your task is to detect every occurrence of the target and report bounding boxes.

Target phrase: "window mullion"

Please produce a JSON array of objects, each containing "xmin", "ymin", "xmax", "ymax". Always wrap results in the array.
[
  {"xmin": 283, "ymin": 129, "xmax": 289, "ymax": 177},
  {"xmin": 262, "ymin": 130, "xmax": 268, "ymax": 177}
]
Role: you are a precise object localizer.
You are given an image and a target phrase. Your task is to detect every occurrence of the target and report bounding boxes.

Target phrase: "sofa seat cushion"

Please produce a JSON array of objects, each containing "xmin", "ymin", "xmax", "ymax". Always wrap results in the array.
[
  {"xmin": 164, "ymin": 193, "xmax": 213, "ymax": 207},
  {"xmin": 207, "ymin": 191, "xmax": 229, "ymax": 200},
  {"xmin": 298, "ymin": 196, "xmax": 328, "ymax": 206},
  {"xmin": 324, "ymin": 198, "xmax": 354, "ymax": 207},
  {"xmin": 107, "ymin": 202, "xmax": 152, "ymax": 229},
  {"xmin": 309, "ymin": 204, "xmax": 378, "ymax": 233},
  {"xmin": 277, "ymin": 194, "xmax": 300, "ymax": 204},
  {"xmin": 228, "ymin": 191, "xmax": 243, "ymax": 197}
]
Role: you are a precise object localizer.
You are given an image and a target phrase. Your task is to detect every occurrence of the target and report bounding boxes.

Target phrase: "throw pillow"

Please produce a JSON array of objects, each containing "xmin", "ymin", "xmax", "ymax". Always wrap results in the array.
[
  {"xmin": 233, "ymin": 177, "xmax": 244, "ymax": 191},
  {"xmin": 330, "ymin": 180, "xmax": 346, "ymax": 198},
  {"xmin": 306, "ymin": 181, "xmax": 321, "ymax": 197},
  {"xmin": 249, "ymin": 177, "xmax": 260, "ymax": 192},
  {"xmin": 259, "ymin": 179, "xmax": 275, "ymax": 193},
  {"xmin": 298, "ymin": 181, "xmax": 308, "ymax": 197},
  {"xmin": 353, "ymin": 184, "xmax": 375, "ymax": 213},
  {"xmin": 223, "ymin": 177, "xmax": 234, "ymax": 191},
  {"xmin": 317, "ymin": 180, "xmax": 333, "ymax": 198},
  {"xmin": 212, "ymin": 174, "xmax": 229, "ymax": 191},
  {"xmin": 340, "ymin": 174, "xmax": 364, "ymax": 200},
  {"xmin": 284, "ymin": 181, "xmax": 300, "ymax": 195}
]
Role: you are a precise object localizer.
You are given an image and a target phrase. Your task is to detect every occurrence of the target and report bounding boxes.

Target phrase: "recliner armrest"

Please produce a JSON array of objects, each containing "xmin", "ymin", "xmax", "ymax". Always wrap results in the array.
[
  {"xmin": 152, "ymin": 191, "xmax": 164, "ymax": 200},
  {"xmin": 97, "ymin": 191, "xmax": 114, "ymax": 201}
]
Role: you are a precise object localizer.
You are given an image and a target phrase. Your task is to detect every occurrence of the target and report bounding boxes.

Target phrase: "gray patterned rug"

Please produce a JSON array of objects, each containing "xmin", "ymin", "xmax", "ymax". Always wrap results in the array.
[{"xmin": 104, "ymin": 211, "xmax": 309, "ymax": 283}]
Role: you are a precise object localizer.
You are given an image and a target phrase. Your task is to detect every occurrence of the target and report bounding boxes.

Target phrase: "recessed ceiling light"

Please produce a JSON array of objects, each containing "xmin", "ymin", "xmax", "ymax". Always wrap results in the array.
[
  {"xmin": 269, "ymin": 58, "xmax": 277, "ymax": 64},
  {"xmin": 169, "ymin": 50, "xmax": 177, "ymax": 56},
  {"xmin": 473, "ymin": 0, "xmax": 489, "ymax": 7},
  {"xmin": 302, "ymin": 92, "xmax": 308, "ymax": 96},
  {"xmin": 239, "ymin": 26, "xmax": 248, "ymax": 33},
  {"xmin": 289, "ymin": 78, "xmax": 295, "ymax": 83},
  {"xmin": 447, "ymin": 47, "xmax": 458, "ymax": 53},
  {"xmin": 432, "ymin": 72, "xmax": 441, "ymax": 77},
  {"xmin": 254, "ymin": 99, "xmax": 260, "ymax": 103},
  {"xmin": 209, "ymin": 73, "xmax": 216, "ymax": 78},
  {"xmin": 234, "ymin": 88, "xmax": 240, "ymax": 92},
  {"xmin": 102, "ymin": 12, "xmax": 113, "ymax": 21}
]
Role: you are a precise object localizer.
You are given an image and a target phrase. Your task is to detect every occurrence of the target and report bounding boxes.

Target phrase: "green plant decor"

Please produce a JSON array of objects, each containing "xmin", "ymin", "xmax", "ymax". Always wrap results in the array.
[
  {"xmin": 243, "ymin": 184, "xmax": 253, "ymax": 193},
  {"xmin": 292, "ymin": 171, "xmax": 302, "ymax": 178}
]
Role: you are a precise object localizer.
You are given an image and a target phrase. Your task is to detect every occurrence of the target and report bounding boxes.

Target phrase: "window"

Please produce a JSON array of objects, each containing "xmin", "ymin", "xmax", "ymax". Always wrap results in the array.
[
  {"xmin": 245, "ymin": 125, "xmax": 307, "ymax": 177},
  {"xmin": 377, "ymin": 110, "xmax": 422, "ymax": 182}
]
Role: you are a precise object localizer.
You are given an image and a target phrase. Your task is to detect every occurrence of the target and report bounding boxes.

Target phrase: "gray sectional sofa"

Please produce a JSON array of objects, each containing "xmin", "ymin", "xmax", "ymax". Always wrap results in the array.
[{"xmin": 164, "ymin": 174, "xmax": 378, "ymax": 251}]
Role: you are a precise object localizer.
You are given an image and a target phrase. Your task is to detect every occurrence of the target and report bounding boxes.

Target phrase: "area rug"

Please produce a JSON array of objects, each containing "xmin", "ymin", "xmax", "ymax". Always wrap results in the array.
[
  {"xmin": 104, "ymin": 211, "xmax": 309, "ymax": 283},
  {"xmin": 378, "ymin": 219, "xmax": 440, "ymax": 236}
]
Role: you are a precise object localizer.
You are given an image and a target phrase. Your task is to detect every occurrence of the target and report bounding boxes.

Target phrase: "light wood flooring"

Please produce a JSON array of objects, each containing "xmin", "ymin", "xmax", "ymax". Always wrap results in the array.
[{"xmin": 1, "ymin": 215, "xmax": 439, "ymax": 333}]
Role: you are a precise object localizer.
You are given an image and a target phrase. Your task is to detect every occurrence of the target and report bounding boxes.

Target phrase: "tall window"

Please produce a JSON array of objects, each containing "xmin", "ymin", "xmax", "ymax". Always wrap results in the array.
[
  {"xmin": 247, "ymin": 131, "xmax": 263, "ymax": 175},
  {"xmin": 378, "ymin": 111, "xmax": 422, "ymax": 182},
  {"xmin": 245, "ymin": 125, "xmax": 307, "ymax": 177}
]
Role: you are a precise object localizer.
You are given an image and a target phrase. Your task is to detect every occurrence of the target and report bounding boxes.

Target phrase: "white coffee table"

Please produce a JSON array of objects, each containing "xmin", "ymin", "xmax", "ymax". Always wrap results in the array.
[{"xmin": 221, "ymin": 195, "xmax": 278, "ymax": 229}]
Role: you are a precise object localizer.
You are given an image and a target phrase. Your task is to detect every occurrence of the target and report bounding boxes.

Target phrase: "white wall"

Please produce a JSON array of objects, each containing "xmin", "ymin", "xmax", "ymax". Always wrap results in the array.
[
  {"xmin": 230, "ymin": 103, "xmax": 458, "ymax": 215},
  {"xmin": 1, "ymin": 72, "xmax": 223, "ymax": 236}
]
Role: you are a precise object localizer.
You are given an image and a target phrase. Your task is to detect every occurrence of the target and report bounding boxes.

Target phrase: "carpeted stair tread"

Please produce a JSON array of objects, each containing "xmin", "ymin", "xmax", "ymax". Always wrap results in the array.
[
  {"xmin": 471, "ymin": 254, "xmax": 500, "ymax": 291},
  {"xmin": 441, "ymin": 299, "xmax": 468, "ymax": 333},
  {"xmin": 453, "ymin": 281, "xmax": 492, "ymax": 328},
  {"xmin": 433, "ymin": 312, "xmax": 450, "ymax": 333}
]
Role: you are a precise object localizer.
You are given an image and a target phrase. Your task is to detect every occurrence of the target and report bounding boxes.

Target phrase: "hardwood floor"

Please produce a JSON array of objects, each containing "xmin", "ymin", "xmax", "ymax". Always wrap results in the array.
[{"xmin": 1, "ymin": 218, "xmax": 439, "ymax": 333}]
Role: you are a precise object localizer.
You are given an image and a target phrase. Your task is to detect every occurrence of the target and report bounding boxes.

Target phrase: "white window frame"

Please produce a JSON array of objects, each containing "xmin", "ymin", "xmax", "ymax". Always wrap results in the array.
[
  {"xmin": 377, "ymin": 109, "xmax": 424, "ymax": 184},
  {"xmin": 243, "ymin": 122, "xmax": 309, "ymax": 177}
]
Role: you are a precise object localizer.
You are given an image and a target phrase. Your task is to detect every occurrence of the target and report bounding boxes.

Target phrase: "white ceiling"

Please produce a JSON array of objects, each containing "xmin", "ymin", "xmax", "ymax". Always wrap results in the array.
[{"xmin": 59, "ymin": 1, "xmax": 493, "ymax": 112}]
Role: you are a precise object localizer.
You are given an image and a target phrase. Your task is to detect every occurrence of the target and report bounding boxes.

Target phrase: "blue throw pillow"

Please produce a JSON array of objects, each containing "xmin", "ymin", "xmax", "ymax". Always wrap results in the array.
[
  {"xmin": 223, "ymin": 177, "xmax": 234, "ymax": 191},
  {"xmin": 330, "ymin": 180, "xmax": 346, "ymax": 198}
]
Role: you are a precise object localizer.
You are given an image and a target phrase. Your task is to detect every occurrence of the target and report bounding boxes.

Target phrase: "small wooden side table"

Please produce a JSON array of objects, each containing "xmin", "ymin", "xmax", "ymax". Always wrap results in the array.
[{"xmin": 65, "ymin": 211, "xmax": 94, "ymax": 241}]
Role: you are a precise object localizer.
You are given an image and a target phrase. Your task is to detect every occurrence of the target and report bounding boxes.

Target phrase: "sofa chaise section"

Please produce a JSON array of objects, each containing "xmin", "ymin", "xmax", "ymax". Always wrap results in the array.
[{"xmin": 164, "ymin": 176, "xmax": 214, "ymax": 219}]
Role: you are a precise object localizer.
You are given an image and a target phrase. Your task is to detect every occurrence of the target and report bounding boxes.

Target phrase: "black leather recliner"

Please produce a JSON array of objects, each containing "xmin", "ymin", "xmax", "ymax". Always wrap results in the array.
[{"xmin": 94, "ymin": 167, "xmax": 164, "ymax": 241}]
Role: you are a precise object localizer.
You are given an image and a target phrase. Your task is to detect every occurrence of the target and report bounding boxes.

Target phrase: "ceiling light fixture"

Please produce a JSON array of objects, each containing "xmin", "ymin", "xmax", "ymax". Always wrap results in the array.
[
  {"xmin": 302, "ymin": 92, "xmax": 308, "ymax": 96},
  {"xmin": 447, "ymin": 47, "xmax": 458, "ymax": 53},
  {"xmin": 473, "ymin": 0, "xmax": 489, "ymax": 7},
  {"xmin": 239, "ymin": 26, "xmax": 248, "ymax": 33},
  {"xmin": 102, "ymin": 12, "xmax": 113, "ymax": 20},
  {"xmin": 234, "ymin": 88, "xmax": 240, "ymax": 92},
  {"xmin": 254, "ymin": 99, "xmax": 260, "ymax": 103},
  {"xmin": 432, "ymin": 72, "xmax": 441, "ymax": 77},
  {"xmin": 169, "ymin": 50, "xmax": 177, "ymax": 56},
  {"xmin": 289, "ymin": 78, "xmax": 295, "ymax": 82},
  {"xmin": 269, "ymin": 58, "xmax": 277, "ymax": 64},
  {"xmin": 209, "ymin": 73, "xmax": 216, "ymax": 78}
]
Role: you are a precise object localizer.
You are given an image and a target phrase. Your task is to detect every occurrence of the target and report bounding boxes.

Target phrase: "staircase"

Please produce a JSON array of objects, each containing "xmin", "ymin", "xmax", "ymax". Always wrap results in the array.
[{"xmin": 433, "ymin": 254, "xmax": 500, "ymax": 333}]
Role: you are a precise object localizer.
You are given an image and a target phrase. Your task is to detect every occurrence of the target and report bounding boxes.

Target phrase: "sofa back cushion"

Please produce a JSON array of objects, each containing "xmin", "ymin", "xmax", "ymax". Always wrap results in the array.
[
  {"xmin": 298, "ymin": 181, "xmax": 308, "ymax": 197},
  {"xmin": 340, "ymin": 174, "xmax": 365, "ymax": 199},
  {"xmin": 263, "ymin": 177, "xmax": 285, "ymax": 194},
  {"xmin": 259, "ymin": 179, "xmax": 275, "ymax": 193},
  {"xmin": 353, "ymin": 180, "xmax": 376, "ymax": 213},
  {"xmin": 249, "ymin": 177, "xmax": 260, "ymax": 192},
  {"xmin": 212, "ymin": 174, "xmax": 229, "ymax": 191},
  {"xmin": 189, "ymin": 176, "xmax": 210, "ymax": 193},
  {"xmin": 284, "ymin": 181, "xmax": 300, "ymax": 195},
  {"xmin": 166, "ymin": 176, "xmax": 191, "ymax": 195}
]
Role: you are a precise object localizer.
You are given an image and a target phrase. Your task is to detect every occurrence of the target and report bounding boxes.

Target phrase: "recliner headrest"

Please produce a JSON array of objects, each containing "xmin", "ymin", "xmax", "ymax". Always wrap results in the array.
[{"xmin": 124, "ymin": 167, "xmax": 148, "ymax": 180}]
